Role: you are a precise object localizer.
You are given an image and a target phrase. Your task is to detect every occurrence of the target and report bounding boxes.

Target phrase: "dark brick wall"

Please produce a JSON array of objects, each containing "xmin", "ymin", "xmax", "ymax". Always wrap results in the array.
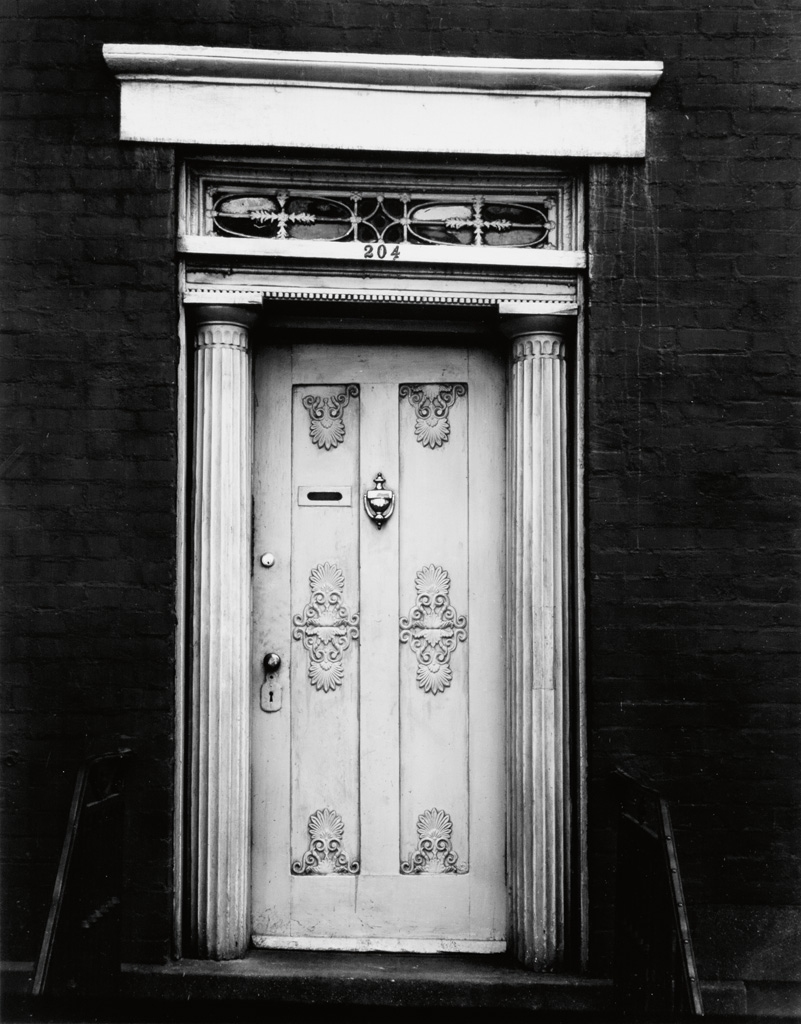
[
  {"xmin": 586, "ymin": 37, "xmax": 800, "ymax": 976},
  {"xmin": 2, "ymin": 0, "xmax": 798, "ymax": 979},
  {"xmin": 1, "ymin": 6, "xmax": 179, "ymax": 963}
]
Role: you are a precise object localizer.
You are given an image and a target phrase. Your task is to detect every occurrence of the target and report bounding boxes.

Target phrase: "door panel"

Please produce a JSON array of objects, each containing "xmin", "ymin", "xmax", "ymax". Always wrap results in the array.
[
  {"xmin": 290, "ymin": 384, "xmax": 361, "ymax": 873},
  {"xmin": 251, "ymin": 338, "xmax": 506, "ymax": 948},
  {"xmin": 399, "ymin": 384, "xmax": 469, "ymax": 874}
]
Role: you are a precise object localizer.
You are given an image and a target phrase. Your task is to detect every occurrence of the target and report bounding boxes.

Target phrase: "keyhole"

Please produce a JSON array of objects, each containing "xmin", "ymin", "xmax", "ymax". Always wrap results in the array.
[{"xmin": 261, "ymin": 678, "xmax": 281, "ymax": 713}]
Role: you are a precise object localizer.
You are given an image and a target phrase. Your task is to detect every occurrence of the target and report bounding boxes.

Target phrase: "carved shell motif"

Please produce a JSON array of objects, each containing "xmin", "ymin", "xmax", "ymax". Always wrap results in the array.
[
  {"xmin": 303, "ymin": 384, "xmax": 359, "ymax": 450},
  {"xmin": 292, "ymin": 808, "xmax": 359, "ymax": 875},
  {"xmin": 293, "ymin": 562, "xmax": 359, "ymax": 692},
  {"xmin": 400, "ymin": 808, "xmax": 463, "ymax": 874},
  {"xmin": 400, "ymin": 384, "xmax": 466, "ymax": 449},
  {"xmin": 399, "ymin": 565, "xmax": 467, "ymax": 695}
]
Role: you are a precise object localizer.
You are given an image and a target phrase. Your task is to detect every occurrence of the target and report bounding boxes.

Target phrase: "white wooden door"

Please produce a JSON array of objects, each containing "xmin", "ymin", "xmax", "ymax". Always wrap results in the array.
[{"xmin": 251, "ymin": 336, "xmax": 506, "ymax": 951}]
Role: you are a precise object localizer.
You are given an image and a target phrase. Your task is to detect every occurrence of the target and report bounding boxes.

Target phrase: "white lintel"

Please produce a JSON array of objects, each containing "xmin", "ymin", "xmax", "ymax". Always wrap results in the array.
[
  {"xmin": 103, "ymin": 44, "xmax": 663, "ymax": 159},
  {"xmin": 178, "ymin": 236, "xmax": 587, "ymax": 270}
]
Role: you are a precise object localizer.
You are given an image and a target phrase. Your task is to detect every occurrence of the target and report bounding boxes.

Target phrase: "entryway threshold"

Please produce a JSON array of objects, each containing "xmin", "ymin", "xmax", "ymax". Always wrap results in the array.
[
  {"xmin": 0, "ymin": 957, "xmax": 754, "ymax": 1019},
  {"xmin": 122, "ymin": 951, "xmax": 612, "ymax": 1013}
]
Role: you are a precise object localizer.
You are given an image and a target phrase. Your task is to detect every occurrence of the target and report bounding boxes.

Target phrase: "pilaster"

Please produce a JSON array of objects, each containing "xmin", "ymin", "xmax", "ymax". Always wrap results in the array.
[
  {"xmin": 502, "ymin": 314, "xmax": 573, "ymax": 970},
  {"xmin": 189, "ymin": 304, "xmax": 258, "ymax": 959}
]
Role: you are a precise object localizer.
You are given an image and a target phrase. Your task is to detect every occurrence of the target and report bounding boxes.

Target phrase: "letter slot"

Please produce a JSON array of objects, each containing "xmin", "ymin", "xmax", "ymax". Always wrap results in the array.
[
  {"xmin": 308, "ymin": 491, "xmax": 342, "ymax": 501},
  {"xmin": 298, "ymin": 485, "xmax": 352, "ymax": 507}
]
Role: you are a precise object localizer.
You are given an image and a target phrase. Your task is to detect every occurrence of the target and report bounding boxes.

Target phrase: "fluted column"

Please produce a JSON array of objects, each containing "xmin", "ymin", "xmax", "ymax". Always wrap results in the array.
[
  {"xmin": 189, "ymin": 304, "xmax": 258, "ymax": 959},
  {"xmin": 502, "ymin": 314, "xmax": 573, "ymax": 971}
]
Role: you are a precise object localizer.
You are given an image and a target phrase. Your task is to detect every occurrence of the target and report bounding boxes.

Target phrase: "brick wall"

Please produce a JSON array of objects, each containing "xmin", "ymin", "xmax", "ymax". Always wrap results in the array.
[
  {"xmin": 2, "ymin": 0, "xmax": 798, "ymax": 977},
  {"xmin": 586, "ymin": 20, "xmax": 800, "ymax": 975},
  {"xmin": 2, "ymin": 4, "xmax": 180, "ymax": 962}
]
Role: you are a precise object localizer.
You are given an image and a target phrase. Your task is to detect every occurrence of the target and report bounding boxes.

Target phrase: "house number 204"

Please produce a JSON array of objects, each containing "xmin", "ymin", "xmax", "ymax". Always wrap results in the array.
[{"xmin": 363, "ymin": 244, "xmax": 400, "ymax": 260}]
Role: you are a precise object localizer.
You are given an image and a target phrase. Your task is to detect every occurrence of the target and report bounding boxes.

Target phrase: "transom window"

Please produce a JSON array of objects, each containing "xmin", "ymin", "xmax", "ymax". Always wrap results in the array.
[
  {"xmin": 210, "ymin": 190, "xmax": 557, "ymax": 249},
  {"xmin": 182, "ymin": 159, "xmax": 582, "ymax": 270}
]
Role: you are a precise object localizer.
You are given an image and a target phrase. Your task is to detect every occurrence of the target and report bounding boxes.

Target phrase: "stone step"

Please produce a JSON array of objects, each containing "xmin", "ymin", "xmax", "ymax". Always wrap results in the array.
[{"xmin": 1, "ymin": 954, "xmax": 757, "ymax": 1019}]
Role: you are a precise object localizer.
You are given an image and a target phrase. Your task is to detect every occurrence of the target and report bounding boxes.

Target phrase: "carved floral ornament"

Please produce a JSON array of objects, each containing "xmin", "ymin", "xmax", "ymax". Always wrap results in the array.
[
  {"xmin": 401, "ymin": 809, "xmax": 464, "ymax": 875},
  {"xmin": 399, "ymin": 565, "xmax": 467, "ymax": 695},
  {"xmin": 293, "ymin": 563, "xmax": 359, "ymax": 692},
  {"xmin": 303, "ymin": 384, "xmax": 359, "ymax": 450},
  {"xmin": 292, "ymin": 808, "xmax": 359, "ymax": 875},
  {"xmin": 400, "ymin": 384, "xmax": 466, "ymax": 450}
]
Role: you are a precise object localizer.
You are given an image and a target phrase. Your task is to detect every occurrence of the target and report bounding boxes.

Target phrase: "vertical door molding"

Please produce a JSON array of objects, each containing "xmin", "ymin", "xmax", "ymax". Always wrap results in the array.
[
  {"xmin": 189, "ymin": 304, "xmax": 258, "ymax": 958},
  {"xmin": 502, "ymin": 314, "xmax": 574, "ymax": 970}
]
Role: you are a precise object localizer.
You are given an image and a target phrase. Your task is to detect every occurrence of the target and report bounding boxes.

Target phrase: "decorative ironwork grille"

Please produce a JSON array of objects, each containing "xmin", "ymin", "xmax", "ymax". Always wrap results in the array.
[{"xmin": 209, "ymin": 190, "xmax": 557, "ymax": 248}]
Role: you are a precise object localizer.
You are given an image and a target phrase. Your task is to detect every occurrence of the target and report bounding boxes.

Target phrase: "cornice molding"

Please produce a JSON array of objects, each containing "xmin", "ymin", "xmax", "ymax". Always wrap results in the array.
[
  {"xmin": 103, "ymin": 44, "xmax": 663, "ymax": 158},
  {"xmin": 103, "ymin": 44, "xmax": 662, "ymax": 95}
]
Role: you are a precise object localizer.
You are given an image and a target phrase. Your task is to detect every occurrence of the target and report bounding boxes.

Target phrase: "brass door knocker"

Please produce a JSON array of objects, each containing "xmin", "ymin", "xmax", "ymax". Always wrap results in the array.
[{"xmin": 363, "ymin": 473, "xmax": 395, "ymax": 529}]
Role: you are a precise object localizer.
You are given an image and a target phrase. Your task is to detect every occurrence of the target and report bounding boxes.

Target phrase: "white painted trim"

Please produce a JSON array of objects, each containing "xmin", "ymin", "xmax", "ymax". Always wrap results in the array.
[
  {"xmin": 172, "ymin": 260, "xmax": 189, "ymax": 960},
  {"xmin": 574, "ymin": 278, "xmax": 589, "ymax": 969},
  {"xmin": 103, "ymin": 44, "xmax": 662, "ymax": 158},
  {"xmin": 181, "ymin": 265, "xmax": 579, "ymax": 310},
  {"xmin": 184, "ymin": 288, "xmax": 578, "ymax": 315},
  {"xmin": 113, "ymin": 84, "xmax": 649, "ymax": 158},
  {"xmin": 180, "ymin": 282, "xmax": 585, "ymax": 964},
  {"xmin": 188, "ymin": 308, "xmax": 258, "ymax": 959},
  {"xmin": 503, "ymin": 317, "xmax": 574, "ymax": 968},
  {"xmin": 252, "ymin": 936, "xmax": 507, "ymax": 953},
  {"xmin": 178, "ymin": 236, "xmax": 586, "ymax": 270},
  {"xmin": 104, "ymin": 44, "xmax": 662, "ymax": 93}
]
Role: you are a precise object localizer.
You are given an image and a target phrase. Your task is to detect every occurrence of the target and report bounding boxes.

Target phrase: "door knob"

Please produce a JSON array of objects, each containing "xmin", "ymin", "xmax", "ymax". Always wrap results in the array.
[{"xmin": 263, "ymin": 652, "xmax": 282, "ymax": 673}]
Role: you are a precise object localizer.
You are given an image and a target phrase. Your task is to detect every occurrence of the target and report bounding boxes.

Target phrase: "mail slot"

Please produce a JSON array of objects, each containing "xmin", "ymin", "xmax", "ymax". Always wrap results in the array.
[{"xmin": 298, "ymin": 486, "xmax": 352, "ymax": 507}]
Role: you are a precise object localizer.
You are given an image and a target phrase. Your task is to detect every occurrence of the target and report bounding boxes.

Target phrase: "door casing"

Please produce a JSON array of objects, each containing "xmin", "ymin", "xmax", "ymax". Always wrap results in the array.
[{"xmin": 179, "ymin": 286, "xmax": 586, "ymax": 969}]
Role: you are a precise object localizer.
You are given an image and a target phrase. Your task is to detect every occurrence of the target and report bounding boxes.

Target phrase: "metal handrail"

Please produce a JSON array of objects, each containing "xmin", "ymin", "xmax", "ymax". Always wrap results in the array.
[
  {"xmin": 32, "ymin": 749, "xmax": 133, "ymax": 998},
  {"xmin": 612, "ymin": 769, "xmax": 704, "ymax": 1018}
]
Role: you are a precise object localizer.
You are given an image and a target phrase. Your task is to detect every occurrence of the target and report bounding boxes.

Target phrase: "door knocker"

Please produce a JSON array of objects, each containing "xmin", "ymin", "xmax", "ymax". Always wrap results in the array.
[{"xmin": 363, "ymin": 473, "xmax": 395, "ymax": 529}]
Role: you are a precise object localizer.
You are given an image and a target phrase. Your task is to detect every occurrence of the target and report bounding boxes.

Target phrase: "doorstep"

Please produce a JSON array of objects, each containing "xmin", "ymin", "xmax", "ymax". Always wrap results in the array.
[
  {"xmin": 122, "ymin": 951, "xmax": 612, "ymax": 1012},
  {"xmin": 2, "ymin": 954, "xmax": 753, "ymax": 1017},
  {"xmin": 121, "ymin": 950, "xmax": 750, "ymax": 1016}
]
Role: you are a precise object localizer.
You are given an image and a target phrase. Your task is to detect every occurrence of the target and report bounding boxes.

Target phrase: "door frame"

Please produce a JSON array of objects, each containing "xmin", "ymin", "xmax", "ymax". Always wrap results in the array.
[
  {"xmin": 178, "ymin": 274, "xmax": 587, "ymax": 971},
  {"xmin": 103, "ymin": 42, "xmax": 663, "ymax": 973}
]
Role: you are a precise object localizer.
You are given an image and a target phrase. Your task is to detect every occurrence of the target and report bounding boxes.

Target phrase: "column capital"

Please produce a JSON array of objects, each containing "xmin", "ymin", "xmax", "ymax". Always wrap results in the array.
[
  {"xmin": 498, "ymin": 313, "xmax": 572, "ymax": 340},
  {"xmin": 190, "ymin": 305, "xmax": 259, "ymax": 354},
  {"xmin": 189, "ymin": 304, "xmax": 260, "ymax": 331},
  {"xmin": 499, "ymin": 314, "xmax": 572, "ymax": 361}
]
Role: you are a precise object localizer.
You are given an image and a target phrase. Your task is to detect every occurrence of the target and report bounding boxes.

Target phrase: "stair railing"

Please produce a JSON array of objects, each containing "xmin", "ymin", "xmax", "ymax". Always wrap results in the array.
[
  {"xmin": 32, "ymin": 749, "xmax": 133, "ymax": 998},
  {"xmin": 612, "ymin": 769, "xmax": 704, "ymax": 1018}
]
